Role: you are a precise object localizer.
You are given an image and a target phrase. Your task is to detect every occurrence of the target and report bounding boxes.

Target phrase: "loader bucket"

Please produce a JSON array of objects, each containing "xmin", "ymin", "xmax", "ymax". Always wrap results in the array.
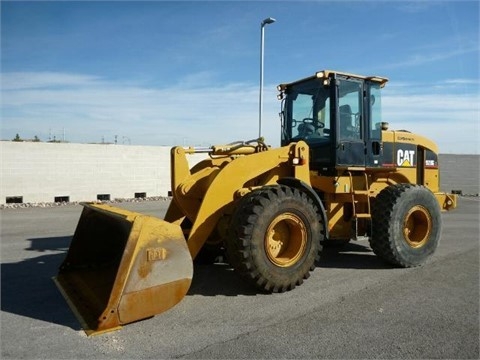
[{"xmin": 53, "ymin": 203, "xmax": 193, "ymax": 336}]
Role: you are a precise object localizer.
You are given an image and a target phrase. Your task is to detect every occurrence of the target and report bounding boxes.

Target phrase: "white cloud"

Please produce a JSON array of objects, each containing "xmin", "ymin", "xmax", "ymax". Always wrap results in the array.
[
  {"xmin": 1, "ymin": 71, "xmax": 281, "ymax": 147},
  {"xmin": 443, "ymin": 78, "xmax": 480, "ymax": 85},
  {"xmin": 396, "ymin": 1, "xmax": 443, "ymax": 14},
  {"xmin": 1, "ymin": 72, "xmax": 478, "ymax": 153},
  {"xmin": 1, "ymin": 72, "xmax": 103, "ymax": 90},
  {"xmin": 379, "ymin": 45, "xmax": 479, "ymax": 69},
  {"xmin": 383, "ymin": 86, "xmax": 479, "ymax": 154}
]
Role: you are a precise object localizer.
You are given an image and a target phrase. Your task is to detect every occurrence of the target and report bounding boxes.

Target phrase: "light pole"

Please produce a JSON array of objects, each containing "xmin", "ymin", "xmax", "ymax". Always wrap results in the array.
[{"xmin": 259, "ymin": 17, "xmax": 276, "ymax": 138}]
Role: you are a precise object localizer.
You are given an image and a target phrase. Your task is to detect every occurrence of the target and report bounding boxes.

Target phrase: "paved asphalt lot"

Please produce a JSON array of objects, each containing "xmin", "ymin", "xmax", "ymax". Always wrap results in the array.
[{"xmin": 1, "ymin": 197, "xmax": 478, "ymax": 359}]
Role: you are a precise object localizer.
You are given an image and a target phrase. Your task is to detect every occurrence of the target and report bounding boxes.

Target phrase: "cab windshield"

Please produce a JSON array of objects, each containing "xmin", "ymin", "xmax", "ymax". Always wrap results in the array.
[{"xmin": 282, "ymin": 78, "xmax": 331, "ymax": 145}]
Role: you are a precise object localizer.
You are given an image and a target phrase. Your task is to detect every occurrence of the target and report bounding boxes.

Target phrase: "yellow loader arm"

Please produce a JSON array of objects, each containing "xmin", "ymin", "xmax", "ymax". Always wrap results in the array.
[
  {"xmin": 167, "ymin": 140, "xmax": 311, "ymax": 259},
  {"xmin": 54, "ymin": 139, "xmax": 310, "ymax": 335}
]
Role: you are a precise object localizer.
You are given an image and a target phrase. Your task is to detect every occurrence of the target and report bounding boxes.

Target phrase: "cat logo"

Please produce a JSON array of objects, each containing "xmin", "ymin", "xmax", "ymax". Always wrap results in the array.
[{"xmin": 397, "ymin": 149, "xmax": 415, "ymax": 167}]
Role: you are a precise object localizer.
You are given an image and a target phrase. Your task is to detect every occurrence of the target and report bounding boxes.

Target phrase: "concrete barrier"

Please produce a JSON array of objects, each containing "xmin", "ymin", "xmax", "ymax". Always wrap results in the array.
[
  {"xmin": 1, "ymin": 142, "xmax": 478, "ymax": 205},
  {"xmin": 439, "ymin": 154, "xmax": 479, "ymax": 196},
  {"xmin": 0, "ymin": 142, "xmax": 206, "ymax": 204}
]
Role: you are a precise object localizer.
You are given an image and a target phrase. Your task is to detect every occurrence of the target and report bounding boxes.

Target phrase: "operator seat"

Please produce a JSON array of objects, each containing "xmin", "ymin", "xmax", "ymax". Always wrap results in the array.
[
  {"xmin": 339, "ymin": 104, "xmax": 358, "ymax": 139},
  {"xmin": 339, "ymin": 105, "xmax": 352, "ymax": 134}
]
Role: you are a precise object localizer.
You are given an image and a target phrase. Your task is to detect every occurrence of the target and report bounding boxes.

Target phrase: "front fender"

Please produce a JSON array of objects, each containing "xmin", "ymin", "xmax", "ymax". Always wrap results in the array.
[{"xmin": 277, "ymin": 177, "xmax": 329, "ymax": 240}]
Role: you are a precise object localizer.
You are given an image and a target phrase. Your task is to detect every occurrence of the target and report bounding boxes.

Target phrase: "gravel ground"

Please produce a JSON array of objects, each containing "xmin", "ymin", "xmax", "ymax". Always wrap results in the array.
[
  {"xmin": 1, "ymin": 197, "xmax": 478, "ymax": 359},
  {"xmin": 0, "ymin": 196, "xmax": 172, "ymax": 209}
]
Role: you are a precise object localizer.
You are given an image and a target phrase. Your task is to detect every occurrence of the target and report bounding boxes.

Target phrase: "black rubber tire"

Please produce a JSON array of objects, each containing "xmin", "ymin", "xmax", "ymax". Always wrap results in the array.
[
  {"xmin": 225, "ymin": 185, "xmax": 323, "ymax": 293},
  {"xmin": 370, "ymin": 184, "xmax": 442, "ymax": 267}
]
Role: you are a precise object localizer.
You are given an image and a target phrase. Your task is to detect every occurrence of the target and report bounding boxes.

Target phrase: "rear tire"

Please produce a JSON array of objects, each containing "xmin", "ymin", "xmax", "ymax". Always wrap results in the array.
[
  {"xmin": 225, "ymin": 185, "xmax": 323, "ymax": 292},
  {"xmin": 370, "ymin": 184, "xmax": 442, "ymax": 267}
]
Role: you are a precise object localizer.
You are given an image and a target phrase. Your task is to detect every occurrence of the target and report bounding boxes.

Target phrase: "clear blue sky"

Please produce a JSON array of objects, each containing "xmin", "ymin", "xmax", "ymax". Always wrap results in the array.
[{"xmin": 1, "ymin": 1, "xmax": 479, "ymax": 153}]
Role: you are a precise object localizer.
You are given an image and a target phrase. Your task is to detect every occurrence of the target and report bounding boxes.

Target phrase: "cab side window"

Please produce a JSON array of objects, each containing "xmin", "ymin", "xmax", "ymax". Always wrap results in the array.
[
  {"xmin": 369, "ymin": 84, "xmax": 382, "ymax": 140},
  {"xmin": 338, "ymin": 80, "xmax": 362, "ymax": 140}
]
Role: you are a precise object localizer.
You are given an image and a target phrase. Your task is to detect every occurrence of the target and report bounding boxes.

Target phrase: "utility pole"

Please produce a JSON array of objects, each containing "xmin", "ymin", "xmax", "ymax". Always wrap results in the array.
[{"xmin": 259, "ymin": 17, "xmax": 276, "ymax": 138}]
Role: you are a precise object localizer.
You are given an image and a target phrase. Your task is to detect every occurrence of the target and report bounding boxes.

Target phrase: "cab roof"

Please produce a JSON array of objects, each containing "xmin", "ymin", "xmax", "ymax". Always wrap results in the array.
[{"xmin": 278, "ymin": 70, "xmax": 389, "ymax": 89}]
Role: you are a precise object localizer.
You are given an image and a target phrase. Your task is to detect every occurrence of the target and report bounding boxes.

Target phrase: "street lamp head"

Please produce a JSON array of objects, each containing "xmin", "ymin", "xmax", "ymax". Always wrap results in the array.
[{"xmin": 261, "ymin": 17, "xmax": 276, "ymax": 26}]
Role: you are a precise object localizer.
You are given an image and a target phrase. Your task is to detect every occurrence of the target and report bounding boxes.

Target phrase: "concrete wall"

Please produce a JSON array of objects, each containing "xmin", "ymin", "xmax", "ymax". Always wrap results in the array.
[
  {"xmin": 439, "ymin": 154, "xmax": 480, "ymax": 196},
  {"xmin": 1, "ymin": 142, "xmax": 478, "ymax": 205},
  {"xmin": 0, "ymin": 142, "xmax": 206, "ymax": 204}
]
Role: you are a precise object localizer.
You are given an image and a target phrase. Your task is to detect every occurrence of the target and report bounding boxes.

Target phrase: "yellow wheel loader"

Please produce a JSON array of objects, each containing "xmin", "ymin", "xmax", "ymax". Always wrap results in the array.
[{"xmin": 54, "ymin": 70, "xmax": 457, "ymax": 335}]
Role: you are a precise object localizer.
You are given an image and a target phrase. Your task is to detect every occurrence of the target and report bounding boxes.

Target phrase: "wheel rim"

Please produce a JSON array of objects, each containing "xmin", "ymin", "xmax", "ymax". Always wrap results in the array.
[
  {"xmin": 265, "ymin": 212, "xmax": 307, "ymax": 267},
  {"xmin": 403, "ymin": 205, "xmax": 432, "ymax": 248}
]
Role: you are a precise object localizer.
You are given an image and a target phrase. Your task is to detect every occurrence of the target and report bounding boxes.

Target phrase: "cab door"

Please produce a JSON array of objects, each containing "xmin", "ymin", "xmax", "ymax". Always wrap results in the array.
[
  {"xmin": 336, "ymin": 78, "xmax": 365, "ymax": 167},
  {"xmin": 365, "ymin": 82, "xmax": 383, "ymax": 167}
]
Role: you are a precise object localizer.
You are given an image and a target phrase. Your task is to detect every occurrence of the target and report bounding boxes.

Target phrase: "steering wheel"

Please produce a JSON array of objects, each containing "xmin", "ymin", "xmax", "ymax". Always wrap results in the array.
[{"xmin": 302, "ymin": 118, "xmax": 324, "ymax": 129}]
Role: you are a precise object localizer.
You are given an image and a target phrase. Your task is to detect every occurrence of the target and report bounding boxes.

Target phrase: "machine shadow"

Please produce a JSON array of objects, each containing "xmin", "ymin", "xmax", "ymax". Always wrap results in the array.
[
  {"xmin": 189, "ymin": 262, "xmax": 259, "ymax": 296},
  {"xmin": 188, "ymin": 241, "xmax": 392, "ymax": 296},
  {"xmin": 0, "ymin": 236, "xmax": 81, "ymax": 331},
  {"xmin": 1, "ymin": 235, "xmax": 391, "ymax": 330},
  {"xmin": 318, "ymin": 241, "xmax": 392, "ymax": 270}
]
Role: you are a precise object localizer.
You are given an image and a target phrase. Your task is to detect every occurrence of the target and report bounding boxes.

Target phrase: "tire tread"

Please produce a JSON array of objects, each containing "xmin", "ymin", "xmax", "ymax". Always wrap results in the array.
[{"xmin": 226, "ymin": 185, "xmax": 324, "ymax": 293}]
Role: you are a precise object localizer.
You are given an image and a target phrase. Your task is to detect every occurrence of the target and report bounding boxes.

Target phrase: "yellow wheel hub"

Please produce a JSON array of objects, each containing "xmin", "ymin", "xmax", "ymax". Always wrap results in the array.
[
  {"xmin": 265, "ymin": 213, "xmax": 307, "ymax": 267},
  {"xmin": 403, "ymin": 205, "xmax": 432, "ymax": 248}
]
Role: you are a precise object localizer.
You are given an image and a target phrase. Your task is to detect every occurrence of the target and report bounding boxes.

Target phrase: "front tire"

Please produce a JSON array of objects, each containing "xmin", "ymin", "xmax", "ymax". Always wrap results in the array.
[
  {"xmin": 370, "ymin": 184, "xmax": 442, "ymax": 267},
  {"xmin": 225, "ymin": 185, "xmax": 324, "ymax": 292}
]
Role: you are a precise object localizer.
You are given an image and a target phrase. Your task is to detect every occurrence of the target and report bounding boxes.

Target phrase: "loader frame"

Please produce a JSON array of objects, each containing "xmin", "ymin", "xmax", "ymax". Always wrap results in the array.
[{"xmin": 54, "ymin": 69, "xmax": 458, "ymax": 336}]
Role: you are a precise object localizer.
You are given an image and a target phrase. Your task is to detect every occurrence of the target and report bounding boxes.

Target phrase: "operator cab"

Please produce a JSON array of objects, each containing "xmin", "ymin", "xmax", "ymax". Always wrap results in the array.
[{"xmin": 278, "ymin": 70, "xmax": 388, "ymax": 174}]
